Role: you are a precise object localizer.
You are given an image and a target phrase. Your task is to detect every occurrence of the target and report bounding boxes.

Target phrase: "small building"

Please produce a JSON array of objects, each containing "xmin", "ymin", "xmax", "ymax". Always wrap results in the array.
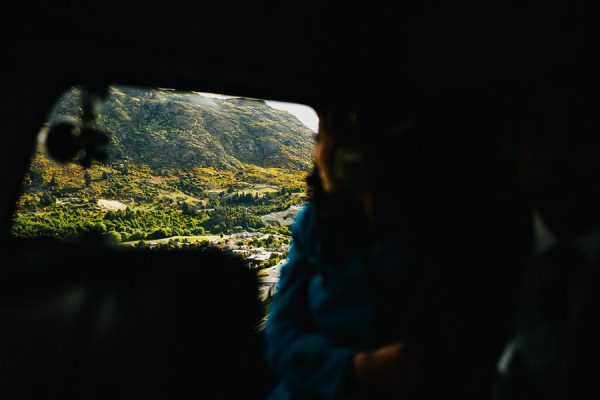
[{"xmin": 248, "ymin": 252, "xmax": 272, "ymax": 262}]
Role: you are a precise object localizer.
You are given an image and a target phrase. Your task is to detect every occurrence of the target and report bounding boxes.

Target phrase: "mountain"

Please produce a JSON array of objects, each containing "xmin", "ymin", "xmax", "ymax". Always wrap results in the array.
[
  {"xmin": 13, "ymin": 85, "xmax": 312, "ymax": 242},
  {"xmin": 48, "ymin": 86, "xmax": 315, "ymax": 171}
]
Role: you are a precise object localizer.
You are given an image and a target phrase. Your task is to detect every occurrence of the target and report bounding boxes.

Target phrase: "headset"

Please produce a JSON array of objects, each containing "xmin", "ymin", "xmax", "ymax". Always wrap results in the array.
[{"xmin": 331, "ymin": 111, "xmax": 415, "ymax": 192}]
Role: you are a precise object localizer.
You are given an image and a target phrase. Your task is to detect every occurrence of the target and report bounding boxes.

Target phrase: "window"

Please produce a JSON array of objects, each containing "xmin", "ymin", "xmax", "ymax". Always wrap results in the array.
[{"xmin": 13, "ymin": 85, "xmax": 317, "ymax": 303}]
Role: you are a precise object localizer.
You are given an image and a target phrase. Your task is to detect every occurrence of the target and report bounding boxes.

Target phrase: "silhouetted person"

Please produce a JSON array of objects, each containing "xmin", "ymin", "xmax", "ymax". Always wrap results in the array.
[
  {"xmin": 495, "ymin": 79, "xmax": 600, "ymax": 400},
  {"xmin": 264, "ymin": 105, "xmax": 425, "ymax": 399}
]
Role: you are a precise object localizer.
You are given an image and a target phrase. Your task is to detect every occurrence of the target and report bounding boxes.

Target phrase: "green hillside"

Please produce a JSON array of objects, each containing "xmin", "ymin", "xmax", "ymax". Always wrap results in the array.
[
  {"xmin": 49, "ymin": 87, "xmax": 314, "ymax": 170},
  {"xmin": 12, "ymin": 86, "xmax": 312, "ymax": 244}
]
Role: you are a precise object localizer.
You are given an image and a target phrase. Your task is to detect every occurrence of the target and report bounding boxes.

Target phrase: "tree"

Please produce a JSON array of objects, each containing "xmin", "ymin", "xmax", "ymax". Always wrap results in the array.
[
  {"xmin": 39, "ymin": 192, "xmax": 56, "ymax": 207},
  {"xmin": 23, "ymin": 174, "xmax": 32, "ymax": 188},
  {"xmin": 105, "ymin": 231, "xmax": 122, "ymax": 243},
  {"xmin": 180, "ymin": 201, "xmax": 197, "ymax": 216},
  {"xmin": 27, "ymin": 169, "xmax": 44, "ymax": 186},
  {"xmin": 192, "ymin": 226, "xmax": 205, "ymax": 235},
  {"xmin": 84, "ymin": 171, "xmax": 92, "ymax": 187},
  {"xmin": 149, "ymin": 228, "xmax": 170, "ymax": 239}
]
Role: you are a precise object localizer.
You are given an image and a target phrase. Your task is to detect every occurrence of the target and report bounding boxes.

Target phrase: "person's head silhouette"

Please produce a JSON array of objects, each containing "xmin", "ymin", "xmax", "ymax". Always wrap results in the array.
[{"xmin": 519, "ymin": 79, "xmax": 600, "ymax": 240}]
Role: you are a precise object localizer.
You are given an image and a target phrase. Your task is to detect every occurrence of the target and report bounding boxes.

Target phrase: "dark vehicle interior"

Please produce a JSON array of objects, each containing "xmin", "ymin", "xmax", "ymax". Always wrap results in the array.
[{"xmin": 0, "ymin": 2, "xmax": 596, "ymax": 399}]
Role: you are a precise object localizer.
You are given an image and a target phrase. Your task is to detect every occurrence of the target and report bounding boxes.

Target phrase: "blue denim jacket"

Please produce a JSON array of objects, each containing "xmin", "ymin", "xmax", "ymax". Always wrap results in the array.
[{"xmin": 264, "ymin": 205, "xmax": 411, "ymax": 399}]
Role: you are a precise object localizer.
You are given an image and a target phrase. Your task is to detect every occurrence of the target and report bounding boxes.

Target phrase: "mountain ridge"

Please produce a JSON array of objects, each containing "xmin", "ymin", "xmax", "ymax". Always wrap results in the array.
[{"xmin": 48, "ymin": 86, "xmax": 315, "ymax": 171}]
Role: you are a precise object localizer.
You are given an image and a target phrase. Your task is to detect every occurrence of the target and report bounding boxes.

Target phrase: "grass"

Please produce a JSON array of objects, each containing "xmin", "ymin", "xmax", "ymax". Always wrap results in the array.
[{"xmin": 120, "ymin": 235, "xmax": 222, "ymax": 246}]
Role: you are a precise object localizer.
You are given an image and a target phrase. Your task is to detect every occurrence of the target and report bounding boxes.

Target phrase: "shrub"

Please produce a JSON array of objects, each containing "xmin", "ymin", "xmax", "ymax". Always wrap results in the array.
[
  {"xmin": 105, "ymin": 231, "xmax": 122, "ymax": 243},
  {"xmin": 149, "ymin": 228, "xmax": 170, "ymax": 240},
  {"xmin": 38, "ymin": 193, "xmax": 56, "ymax": 207},
  {"xmin": 192, "ymin": 227, "xmax": 205, "ymax": 235}
]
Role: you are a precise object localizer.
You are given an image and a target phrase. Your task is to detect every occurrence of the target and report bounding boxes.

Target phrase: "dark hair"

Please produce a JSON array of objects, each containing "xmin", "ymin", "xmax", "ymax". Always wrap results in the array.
[
  {"xmin": 308, "ymin": 104, "xmax": 419, "ymax": 197},
  {"xmin": 305, "ymin": 105, "xmax": 420, "ymax": 262}
]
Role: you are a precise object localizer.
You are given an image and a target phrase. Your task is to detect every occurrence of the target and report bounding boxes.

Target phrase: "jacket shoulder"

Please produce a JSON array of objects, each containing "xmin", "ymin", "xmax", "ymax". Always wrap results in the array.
[{"xmin": 287, "ymin": 204, "xmax": 317, "ymax": 259}]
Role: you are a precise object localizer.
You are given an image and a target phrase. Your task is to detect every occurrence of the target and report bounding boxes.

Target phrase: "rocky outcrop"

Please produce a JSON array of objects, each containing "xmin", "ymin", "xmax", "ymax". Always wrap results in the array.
[{"xmin": 48, "ymin": 86, "xmax": 314, "ymax": 171}]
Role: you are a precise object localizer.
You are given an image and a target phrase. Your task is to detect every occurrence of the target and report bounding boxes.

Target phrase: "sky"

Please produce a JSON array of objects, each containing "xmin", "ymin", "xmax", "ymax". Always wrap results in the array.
[{"xmin": 198, "ymin": 92, "xmax": 318, "ymax": 132}]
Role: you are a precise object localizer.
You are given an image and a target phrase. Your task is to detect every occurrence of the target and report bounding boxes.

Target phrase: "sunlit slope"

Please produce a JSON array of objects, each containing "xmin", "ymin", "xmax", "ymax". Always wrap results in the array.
[{"xmin": 49, "ymin": 87, "xmax": 314, "ymax": 171}]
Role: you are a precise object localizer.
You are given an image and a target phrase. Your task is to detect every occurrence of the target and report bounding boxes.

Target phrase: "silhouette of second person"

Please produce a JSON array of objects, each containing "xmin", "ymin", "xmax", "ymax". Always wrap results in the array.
[{"xmin": 495, "ymin": 77, "xmax": 600, "ymax": 400}]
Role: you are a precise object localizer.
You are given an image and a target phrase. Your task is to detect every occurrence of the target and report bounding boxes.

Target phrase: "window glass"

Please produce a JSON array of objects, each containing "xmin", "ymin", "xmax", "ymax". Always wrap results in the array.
[{"xmin": 12, "ymin": 86, "xmax": 317, "ymax": 305}]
